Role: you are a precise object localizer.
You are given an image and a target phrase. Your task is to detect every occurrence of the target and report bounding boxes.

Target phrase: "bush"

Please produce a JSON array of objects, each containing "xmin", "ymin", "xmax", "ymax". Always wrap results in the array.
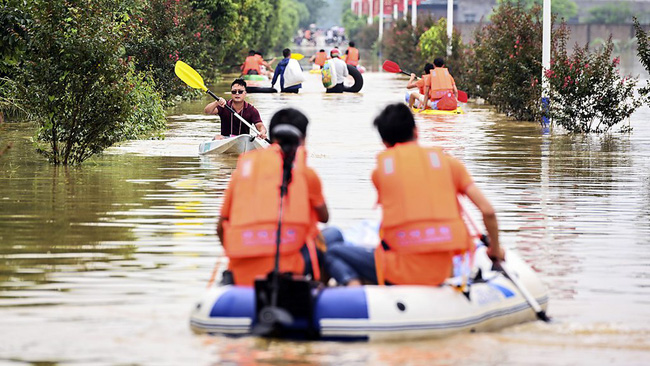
[
  {"xmin": 124, "ymin": 0, "xmax": 216, "ymax": 100},
  {"xmin": 467, "ymin": 3, "xmax": 567, "ymax": 121},
  {"xmin": 634, "ymin": 17, "xmax": 650, "ymax": 100},
  {"xmin": 544, "ymin": 37, "xmax": 640, "ymax": 133},
  {"xmin": 19, "ymin": 0, "xmax": 165, "ymax": 164},
  {"xmin": 380, "ymin": 17, "xmax": 434, "ymax": 75},
  {"xmin": 418, "ymin": 17, "xmax": 467, "ymax": 90}
]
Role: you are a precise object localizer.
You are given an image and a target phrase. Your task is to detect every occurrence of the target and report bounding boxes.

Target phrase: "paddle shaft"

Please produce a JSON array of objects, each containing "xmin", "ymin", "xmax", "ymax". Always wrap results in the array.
[
  {"xmin": 458, "ymin": 198, "xmax": 551, "ymax": 322},
  {"xmin": 206, "ymin": 90, "xmax": 270, "ymax": 143}
]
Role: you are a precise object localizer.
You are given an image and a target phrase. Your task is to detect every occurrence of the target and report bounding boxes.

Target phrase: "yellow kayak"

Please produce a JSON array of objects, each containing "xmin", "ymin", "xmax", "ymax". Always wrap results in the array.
[
  {"xmin": 309, "ymin": 68, "xmax": 321, "ymax": 74},
  {"xmin": 412, "ymin": 107, "xmax": 464, "ymax": 115}
]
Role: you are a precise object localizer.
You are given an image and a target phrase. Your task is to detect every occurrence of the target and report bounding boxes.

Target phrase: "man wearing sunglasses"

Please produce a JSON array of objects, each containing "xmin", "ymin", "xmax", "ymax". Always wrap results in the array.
[{"xmin": 204, "ymin": 78, "xmax": 268, "ymax": 140}]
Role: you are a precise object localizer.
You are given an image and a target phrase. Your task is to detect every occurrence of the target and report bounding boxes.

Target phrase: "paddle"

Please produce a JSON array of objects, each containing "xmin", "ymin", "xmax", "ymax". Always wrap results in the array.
[
  {"xmin": 459, "ymin": 199, "xmax": 551, "ymax": 323},
  {"xmin": 174, "ymin": 60, "xmax": 270, "ymax": 142},
  {"xmin": 290, "ymin": 53, "xmax": 305, "ymax": 61},
  {"xmin": 382, "ymin": 60, "xmax": 468, "ymax": 103}
]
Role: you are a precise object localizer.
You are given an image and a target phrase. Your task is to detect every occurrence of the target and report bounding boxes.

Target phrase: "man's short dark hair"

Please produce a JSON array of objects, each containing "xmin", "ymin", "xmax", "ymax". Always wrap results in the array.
[
  {"xmin": 424, "ymin": 63, "xmax": 434, "ymax": 74},
  {"xmin": 269, "ymin": 108, "xmax": 309, "ymax": 140},
  {"xmin": 319, "ymin": 49, "xmax": 325, "ymax": 52},
  {"xmin": 433, "ymin": 58, "xmax": 445, "ymax": 67},
  {"xmin": 231, "ymin": 78, "xmax": 247, "ymax": 88},
  {"xmin": 282, "ymin": 48, "xmax": 291, "ymax": 58},
  {"xmin": 255, "ymin": 51, "xmax": 263, "ymax": 56},
  {"xmin": 373, "ymin": 103, "xmax": 415, "ymax": 147},
  {"xmin": 248, "ymin": 50, "xmax": 256, "ymax": 56},
  {"xmin": 349, "ymin": 41, "xmax": 355, "ymax": 47}
]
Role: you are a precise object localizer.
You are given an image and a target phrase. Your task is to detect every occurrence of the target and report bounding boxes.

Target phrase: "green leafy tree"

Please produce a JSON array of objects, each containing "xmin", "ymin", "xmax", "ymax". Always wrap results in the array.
[
  {"xmin": 544, "ymin": 36, "xmax": 640, "ymax": 133},
  {"xmin": 342, "ymin": 0, "xmax": 368, "ymax": 42},
  {"xmin": 382, "ymin": 17, "xmax": 435, "ymax": 75},
  {"xmin": 587, "ymin": 3, "xmax": 632, "ymax": 24},
  {"xmin": 634, "ymin": 17, "xmax": 650, "ymax": 102},
  {"xmin": 296, "ymin": 0, "xmax": 327, "ymax": 28},
  {"xmin": 124, "ymin": 0, "xmax": 216, "ymax": 100},
  {"xmin": 417, "ymin": 18, "xmax": 467, "ymax": 90},
  {"xmin": 19, "ymin": 0, "xmax": 165, "ymax": 164},
  {"xmin": 497, "ymin": 0, "xmax": 577, "ymax": 20}
]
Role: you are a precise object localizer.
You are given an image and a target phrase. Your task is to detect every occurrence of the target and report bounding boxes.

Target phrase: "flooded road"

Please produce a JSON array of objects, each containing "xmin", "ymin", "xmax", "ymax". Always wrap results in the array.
[{"xmin": 1, "ymin": 72, "xmax": 649, "ymax": 365}]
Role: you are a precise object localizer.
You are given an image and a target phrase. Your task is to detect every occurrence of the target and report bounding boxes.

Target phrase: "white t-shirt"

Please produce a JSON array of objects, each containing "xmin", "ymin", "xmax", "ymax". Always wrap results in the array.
[{"xmin": 330, "ymin": 57, "xmax": 349, "ymax": 85}]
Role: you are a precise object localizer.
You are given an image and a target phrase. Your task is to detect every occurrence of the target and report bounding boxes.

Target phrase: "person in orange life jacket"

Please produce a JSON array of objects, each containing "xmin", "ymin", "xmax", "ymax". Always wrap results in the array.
[
  {"xmin": 324, "ymin": 104, "xmax": 504, "ymax": 286},
  {"xmin": 271, "ymin": 48, "xmax": 303, "ymax": 93},
  {"xmin": 345, "ymin": 41, "xmax": 360, "ymax": 66},
  {"xmin": 309, "ymin": 49, "xmax": 328, "ymax": 69},
  {"xmin": 216, "ymin": 108, "xmax": 330, "ymax": 286},
  {"xmin": 405, "ymin": 63, "xmax": 434, "ymax": 109},
  {"xmin": 241, "ymin": 50, "xmax": 262, "ymax": 75},
  {"xmin": 255, "ymin": 51, "xmax": 275, "ymax": 76},
  {"xmin": 204, "ymin": 78, "xmax": 268, "ymax": 140},
  {"xmin": 422, "ymin": 57, "xmax": 459, "ymax": 111}
]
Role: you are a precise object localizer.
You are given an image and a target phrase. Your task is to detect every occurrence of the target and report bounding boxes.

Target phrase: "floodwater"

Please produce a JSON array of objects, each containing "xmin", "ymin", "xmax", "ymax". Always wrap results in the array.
[{"xmin": 1, "ymin": 71, "xmax": 650, "ymax": 365}]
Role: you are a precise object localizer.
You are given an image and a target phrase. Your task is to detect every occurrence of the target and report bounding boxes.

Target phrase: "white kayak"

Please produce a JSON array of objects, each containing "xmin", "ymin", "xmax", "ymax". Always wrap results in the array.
[
  {"xmin": 198, "ymin": 134, "xmax": 269, "ymax": 155},
  {"xmin": 189, "ymin": 244, "xmax": 549, "ymax": 341}
]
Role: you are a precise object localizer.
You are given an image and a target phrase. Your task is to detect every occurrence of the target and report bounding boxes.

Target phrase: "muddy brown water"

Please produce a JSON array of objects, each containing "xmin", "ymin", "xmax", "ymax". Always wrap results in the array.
[{"xmin": 1, "ymin": 72, "xmax": 649, "ymax": 365}]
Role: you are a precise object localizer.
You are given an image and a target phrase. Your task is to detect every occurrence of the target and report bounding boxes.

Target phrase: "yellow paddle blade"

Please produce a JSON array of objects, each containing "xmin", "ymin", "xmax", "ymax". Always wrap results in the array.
[
  {"xmin": 291, "ymin": 53, "xmax": 304, "ymax": 61},
  {"xmin": 175, "ymin": 61, "xmax": 207, "ymax": 91}
]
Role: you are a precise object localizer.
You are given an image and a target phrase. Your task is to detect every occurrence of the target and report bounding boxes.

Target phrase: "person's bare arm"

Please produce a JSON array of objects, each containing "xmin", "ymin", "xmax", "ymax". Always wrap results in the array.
[
  {"xmin": 216, "ymin": 216, "xmax": 226, "ymax": 245},
  {"xmin": 204, "ymin": 98, "xmax": 225, "ymax": 114},
  {"xmin": 406, "ymin": 73, "xmax": 418, "ymax": 89},
  {"xmin": 423, "ymin": 85, "xmax": 431, "ymax": 110},
  {"xmin": 254, "ymin": 122, "xmax": 267, "ymax": 139},
  {"xmin": 314, "ymin": 203, "xmax": 329, "ymax": 223},
  {"xmin": 464, "ymin": 184, "xmax": 504, "ymax": 260}
]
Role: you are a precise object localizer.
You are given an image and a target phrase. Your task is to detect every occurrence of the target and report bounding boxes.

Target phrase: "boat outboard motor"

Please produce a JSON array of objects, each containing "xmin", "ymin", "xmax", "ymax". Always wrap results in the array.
[{"xmin": 253, "ymin": 125, "xmax": 320, "ymax": 339}]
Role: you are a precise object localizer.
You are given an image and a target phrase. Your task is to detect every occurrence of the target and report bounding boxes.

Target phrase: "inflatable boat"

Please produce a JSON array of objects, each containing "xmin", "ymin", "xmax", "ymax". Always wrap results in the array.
[
  {"xmin": 189, "ymin": 244, "xmax": 549, "ymax": 340},
  {"xmin": 242, "ymin": 74, "xmax": 277, "ymax": 93},
  {"xmin": 198, "ymin": 134, "xmax": 269, "ymax": 155}
]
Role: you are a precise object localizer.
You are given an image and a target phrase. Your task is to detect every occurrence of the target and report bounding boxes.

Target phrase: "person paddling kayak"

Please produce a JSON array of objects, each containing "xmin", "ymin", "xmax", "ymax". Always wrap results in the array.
[{"xmin": 204, "ymin": 78, "xmax": 267, "ymax": 140}]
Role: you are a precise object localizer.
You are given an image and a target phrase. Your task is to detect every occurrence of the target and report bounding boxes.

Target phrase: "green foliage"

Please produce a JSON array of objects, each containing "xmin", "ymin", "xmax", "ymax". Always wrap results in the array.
[
  {"xmin": 381, "ymin": 18, "xmax": 434, "ymax": 74},
  {"xmin": 467, "ymin": 3, "xmax": 550, "ymax": 120},
  {"xmin": 124, "ymin": 0, "xmax": 216, "ymax": 100},
  {"xmin": 417, "ymin": 17, "xmax": 467, "ymax": 90},
  {"xmin": 497, "ymin": 0, "xmax": 577, "ymax": 20},
  {"xmin": 544, "ymin": 37, "xmax": 640, "ymax": 133},
  {"xmin": 0, "ymin": 0, "xmax": 30, "ymax": 79},
  {"xmin": 278, "ymin": 0, "xmax": 310, "ymax": 51},
  {"xmin": 342, "ymin": 0, "xmax": 373, "ymax": 44},
  {"xmin": 19, "ymin": 0, "xmax": 165, "ymax": 165},
  {"xmin": 587, "ymin": 3, "xmax": 632, "ymax": 24},
  {"xmin": 633, "ymin": 18, "xmax": 650, "ymax": 103},
  {"xmin": 296, "ymin": 0, "xmax": 327, "ymax": 28}
]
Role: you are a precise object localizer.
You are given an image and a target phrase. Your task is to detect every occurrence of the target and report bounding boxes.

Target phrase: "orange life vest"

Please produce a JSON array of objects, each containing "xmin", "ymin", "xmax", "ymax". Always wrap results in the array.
[
  {"xmin": 223, "ymin": 145, "xmax": 315, "ymax": 282},
  {"xmin": 241, "ymin": 55, "xmax": 261, "ymax": 75},
  {"xmin": 346, "ymin": 47, "xmax": 359, "ymax": 66},
  {"xmin": 429, "ymin": 67, "xmax": 455, "ymax": 100},
  {"xmin": 373, "ymin": 143, "xmax": 472, "ymax": 284},
  {"xmin": 314, "ymin": 51, "xmax": 327, "ymax": 67}
]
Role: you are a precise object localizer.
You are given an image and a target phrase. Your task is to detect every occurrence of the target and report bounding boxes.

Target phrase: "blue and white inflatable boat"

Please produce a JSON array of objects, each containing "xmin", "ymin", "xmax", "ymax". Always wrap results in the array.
[{"xmin": 189, "ymin": 244, "xmax": 549, "ymax": 341}]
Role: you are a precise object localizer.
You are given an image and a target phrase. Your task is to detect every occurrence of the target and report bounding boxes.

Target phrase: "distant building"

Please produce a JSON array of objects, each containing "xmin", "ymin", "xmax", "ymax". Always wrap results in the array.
[{"xmin": 350, "ymin": 0, "xmax": 650, "ymax": 24}]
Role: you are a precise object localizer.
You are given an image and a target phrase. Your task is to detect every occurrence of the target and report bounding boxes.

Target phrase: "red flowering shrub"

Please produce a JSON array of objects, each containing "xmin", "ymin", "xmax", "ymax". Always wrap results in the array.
[
  {"xmin": 544, "ymin": 36, "xmax": 640, "ymax": 133},
  {"xmin": 465, "ymin": 3, "xmax": 567, "ymax": 121}
]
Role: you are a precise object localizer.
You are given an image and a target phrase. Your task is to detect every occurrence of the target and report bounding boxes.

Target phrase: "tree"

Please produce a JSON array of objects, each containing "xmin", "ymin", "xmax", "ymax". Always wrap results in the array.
[
  {"xmin": 497, "ymin": 0, "xmax": 577, "ymax": 21},
  {"xmin": 587, "ymin": 3, "xmax": 632, "ymax": 24},
  {"xmin": 297, "ymin": 0, "xmax": 327, "ymax": 28},
  {"xmin": 19, "ymin": 0, "xmax": 165, "ymax": 164}
]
